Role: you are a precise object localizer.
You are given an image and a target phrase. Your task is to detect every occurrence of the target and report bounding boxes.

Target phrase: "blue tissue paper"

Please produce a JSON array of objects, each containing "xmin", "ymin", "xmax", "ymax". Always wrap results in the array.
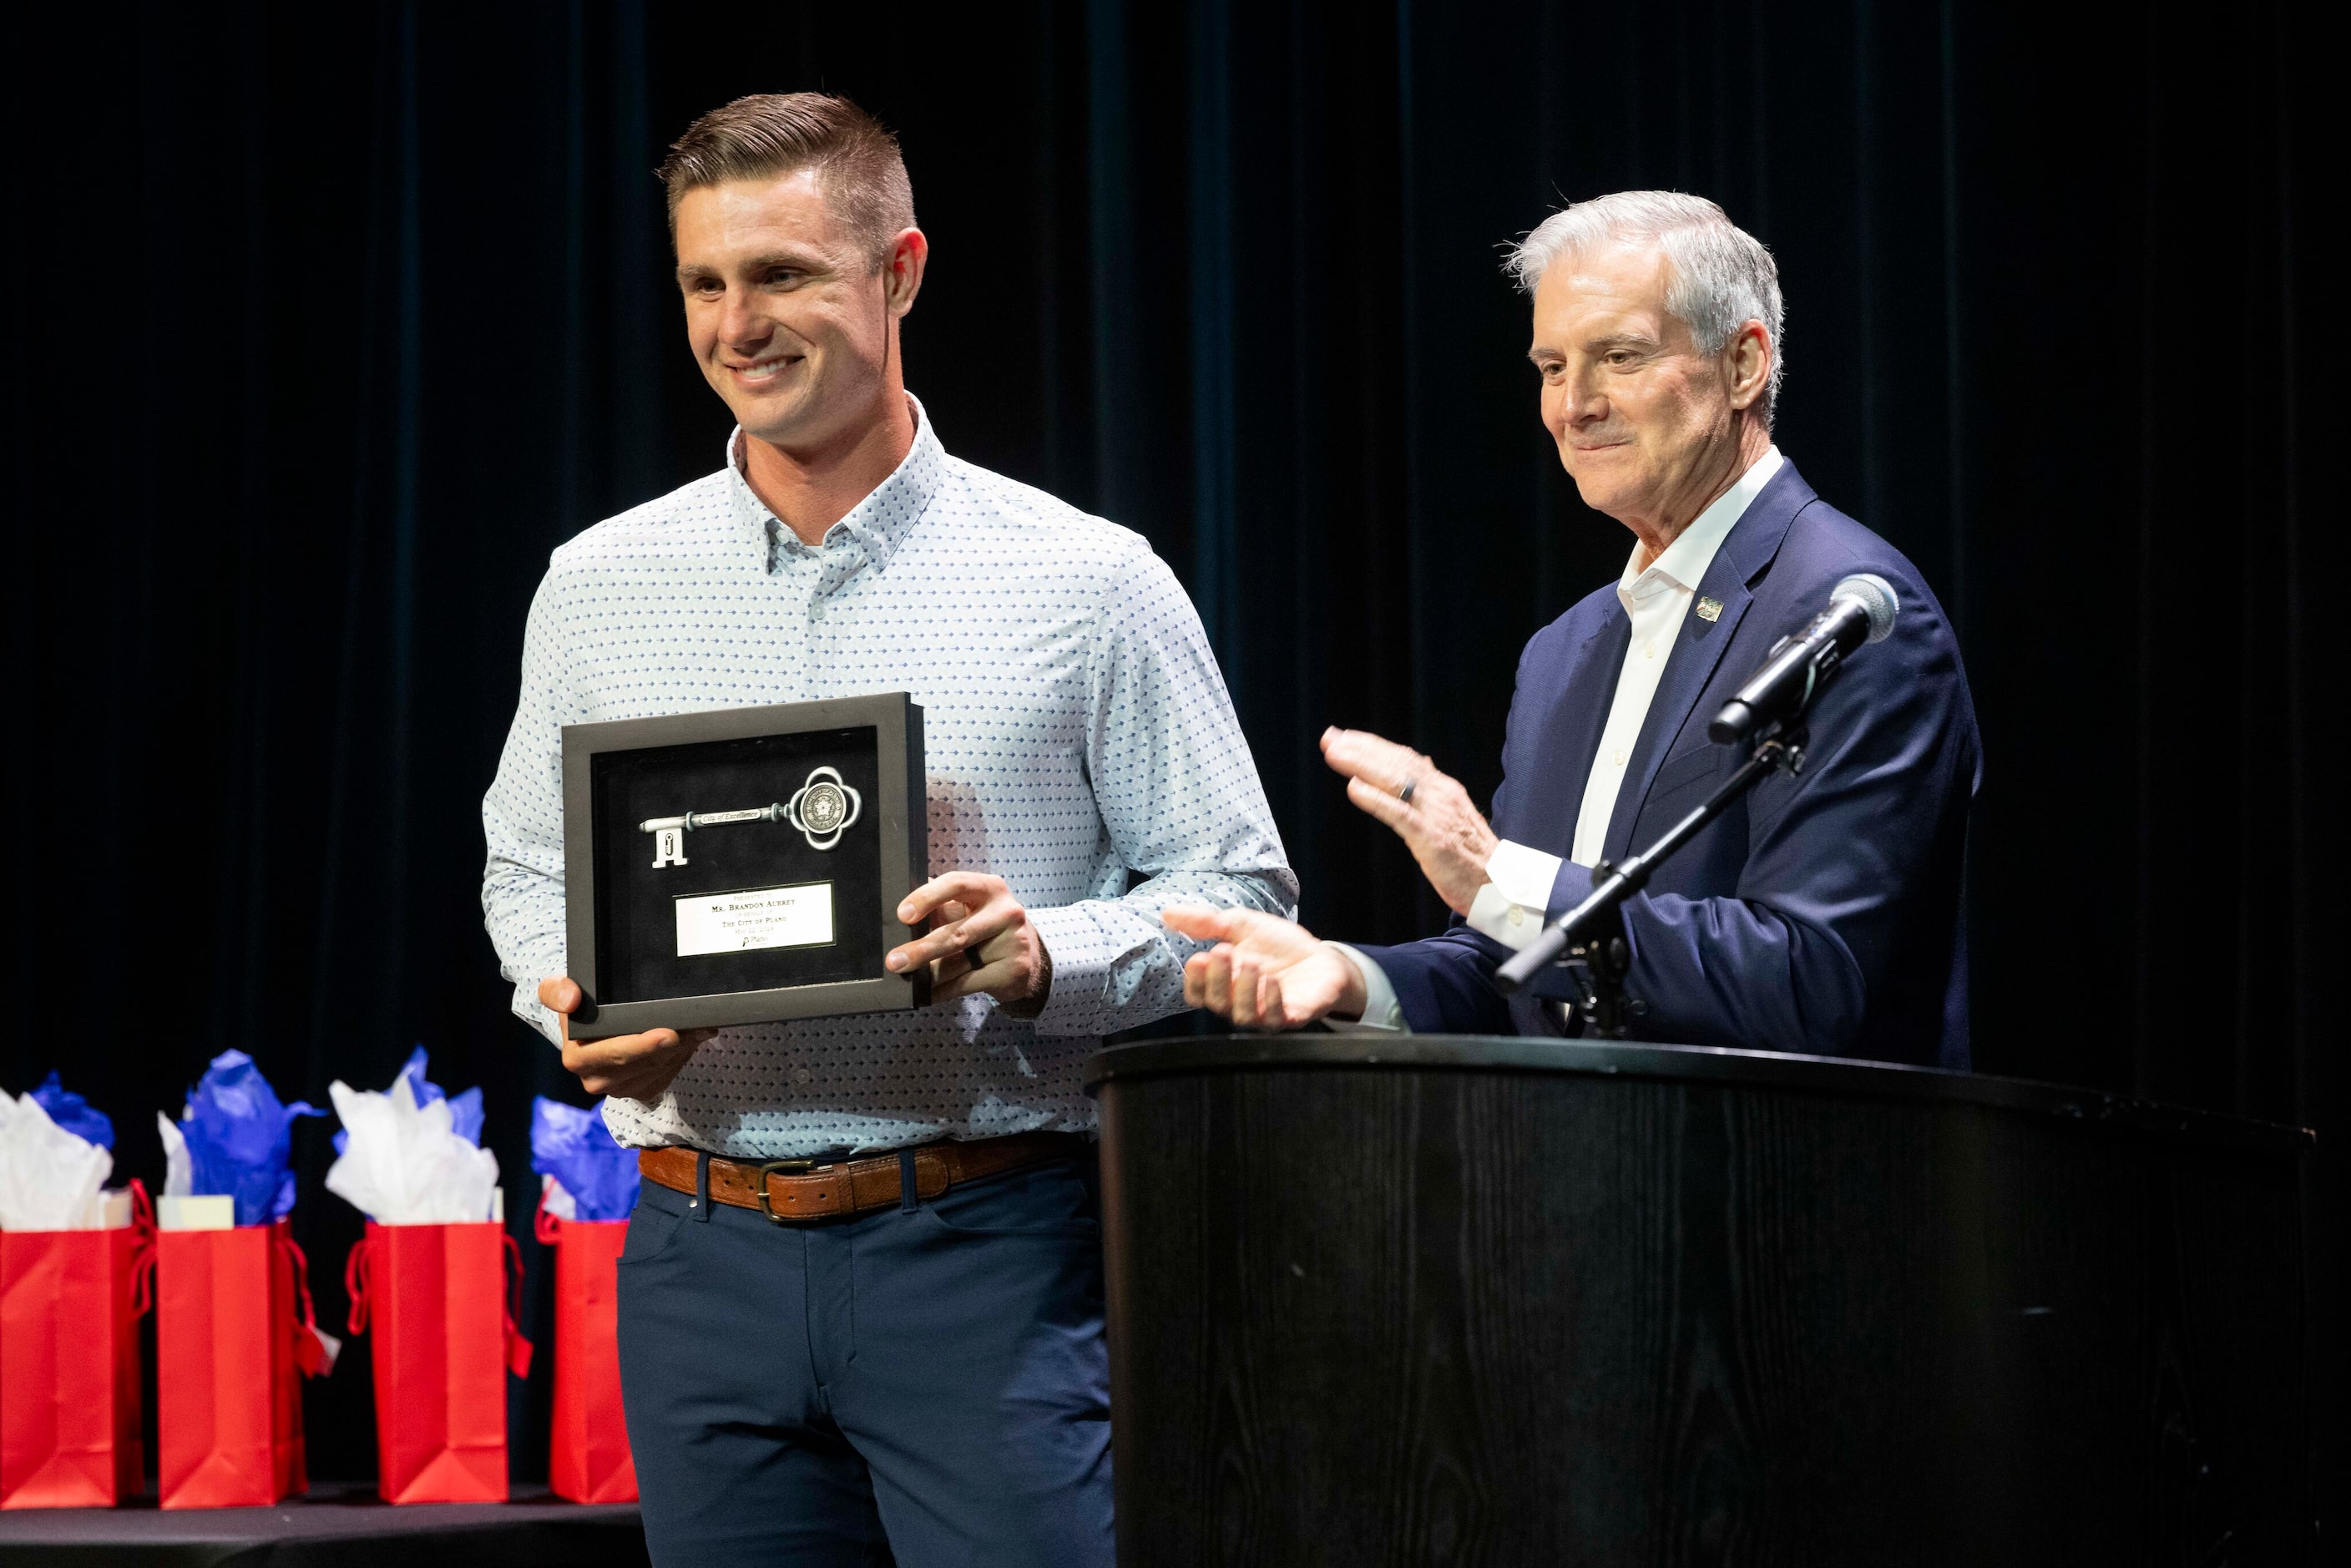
[
  {"xmin": 183, "ymin": 1050, "xmax": 322, "ymax": 1227},
  {"xmin": 30, "ymin": 1072, "xmax": 114, "ymax": 1151},
  {"xmin": 397, "ymin": 1046, "xmax": 485, "ymax": 1146},
  {"xmin": 333, "ymin": 1046, "xmax": 483, "ymax": 1156},
  {"xmin": 530, "ymin": 1098, "xmax": 640, "ymax": 1222}
]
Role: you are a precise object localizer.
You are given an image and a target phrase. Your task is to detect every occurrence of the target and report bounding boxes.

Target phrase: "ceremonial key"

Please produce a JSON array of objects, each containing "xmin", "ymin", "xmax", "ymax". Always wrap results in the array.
[{"xmin": 640, "ymin": 766, "xmax": 863, "ymax": 867}]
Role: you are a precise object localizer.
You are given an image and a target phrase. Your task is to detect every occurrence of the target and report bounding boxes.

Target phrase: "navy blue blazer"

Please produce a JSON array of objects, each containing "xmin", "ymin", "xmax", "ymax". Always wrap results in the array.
[{"xmin": 1353, "ymin": 461, "xmax": 1980, "ymax": 1068}]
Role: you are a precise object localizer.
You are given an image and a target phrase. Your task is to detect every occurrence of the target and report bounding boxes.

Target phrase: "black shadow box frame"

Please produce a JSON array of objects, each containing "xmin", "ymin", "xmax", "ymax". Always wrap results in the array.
[{"xmin": 560, "ymin": 693, "xmax": 928, "ymax": 1039}]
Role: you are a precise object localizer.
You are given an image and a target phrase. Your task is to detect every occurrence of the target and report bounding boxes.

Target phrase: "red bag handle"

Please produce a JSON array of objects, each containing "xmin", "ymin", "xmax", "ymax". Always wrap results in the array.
[
  {"xmin": 502, "ymin": 1231, "xmax": 534, "ymax": 1378},
  {"xmin": 337, "ymin": 1226, "xmax": 530, "ymax": 1375},
  {"xmin": 344, "ymin": 1231, "xmax": 372, "ymax": 1336},
  {"xmin": 283, "ymin": 1233, "xmax": 320, "ymax": 1335},
  {"xmin": 533, "ymin": 1186, "xmax": 563, "ymax": 1247},
  {"xmin": 125, "ymin": 1178, "xmax": 157, "ymax": 1317},
  {"xmin": 276, "ymin": 1230, "xmax": 333, "ymax": 1378}
]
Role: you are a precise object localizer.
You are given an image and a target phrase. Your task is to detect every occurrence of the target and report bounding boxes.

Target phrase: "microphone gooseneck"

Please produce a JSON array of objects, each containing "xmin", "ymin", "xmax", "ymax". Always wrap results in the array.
[{"xmin": 1707, "ymin": 574, "xmax": 1899, "ymax": 746}]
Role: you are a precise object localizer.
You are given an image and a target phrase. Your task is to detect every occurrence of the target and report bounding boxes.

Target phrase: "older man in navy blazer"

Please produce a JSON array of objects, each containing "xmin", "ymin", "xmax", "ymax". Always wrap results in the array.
[{"xmin": 1168, "ymin": 191, "xmax": 1979, "ymax": 1068}]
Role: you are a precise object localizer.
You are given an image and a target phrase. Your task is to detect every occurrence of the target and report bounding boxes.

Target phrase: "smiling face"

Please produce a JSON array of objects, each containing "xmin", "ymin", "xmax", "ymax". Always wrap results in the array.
[
  {"xmin": 673, "ymin": 168, "xmax": 919, "ymax": 457},
  {"xmin": 1528, "ymin": 240, "xmax": 1769, "ymax": 550}
]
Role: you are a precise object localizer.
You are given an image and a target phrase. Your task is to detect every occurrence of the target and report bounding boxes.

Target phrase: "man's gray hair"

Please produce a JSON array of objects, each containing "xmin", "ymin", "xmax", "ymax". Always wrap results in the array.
[{"xmin": 1506, "ymin": 191, "xmax": 1784, "ymax": 427}]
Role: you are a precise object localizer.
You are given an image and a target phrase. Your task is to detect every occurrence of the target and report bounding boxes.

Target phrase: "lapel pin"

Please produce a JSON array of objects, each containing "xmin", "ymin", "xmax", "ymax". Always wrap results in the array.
[{"xmin": 1696, "ymin": 596, "xmax": 1723, "ymax": 623}]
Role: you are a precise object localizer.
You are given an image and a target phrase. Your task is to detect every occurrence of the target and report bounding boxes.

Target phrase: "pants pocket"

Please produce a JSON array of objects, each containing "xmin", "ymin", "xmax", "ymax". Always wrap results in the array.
[
  {"xmin": 919, "ymin": 1156, "xmax": 1101, "ymax": 1239},
  {"xmin": 619, "ymin": 1188, "xmax": 690, "ymax": 1264}
]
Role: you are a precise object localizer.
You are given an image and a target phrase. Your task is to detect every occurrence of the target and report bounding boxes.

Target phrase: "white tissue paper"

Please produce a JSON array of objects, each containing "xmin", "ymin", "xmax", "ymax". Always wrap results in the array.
[
  {"xmin": 157, "ymin": 1110, "xmax": 193, "ymax": 1196},
  {"xmin": 323, "ymin": 1070, "xmax": 500, "ymax": 1225},
  {"xmin": 154, "ymin": 1111, "xmax": 238, "ymax": 1230},
  {"xmin": 0, "ymin": 1089, "xmax": 117, "ymax": 1231},
  {"xmin": 539, "ymin": 1171, "xmax": 577, "ymax": 1222}
]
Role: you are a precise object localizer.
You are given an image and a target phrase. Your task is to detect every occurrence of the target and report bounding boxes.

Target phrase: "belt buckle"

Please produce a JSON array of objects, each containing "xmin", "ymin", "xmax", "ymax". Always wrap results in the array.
[{"xmin": 751, "ymin": 1158, "xmax": 821, "ymax": 1224}]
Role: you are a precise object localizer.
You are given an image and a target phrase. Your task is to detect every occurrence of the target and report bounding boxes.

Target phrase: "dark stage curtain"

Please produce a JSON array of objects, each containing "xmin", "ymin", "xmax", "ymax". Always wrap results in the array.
[{"xmin": 3, "ymin": 0, "xmax": 2338, "ymax": 1499}]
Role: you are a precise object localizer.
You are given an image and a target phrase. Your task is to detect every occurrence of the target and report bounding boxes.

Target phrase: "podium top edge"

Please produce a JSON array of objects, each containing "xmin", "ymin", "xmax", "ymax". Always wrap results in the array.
[{"xmin": 1081, "ymin": 1035, "xmax": 2315, "ymax": 1155}]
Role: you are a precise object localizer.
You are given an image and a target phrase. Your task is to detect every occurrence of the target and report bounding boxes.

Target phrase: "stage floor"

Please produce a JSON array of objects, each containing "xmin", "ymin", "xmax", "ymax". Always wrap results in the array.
[{"xmin": 0, "ymin": 1483, "xmax": 645, "ymax": 1566}]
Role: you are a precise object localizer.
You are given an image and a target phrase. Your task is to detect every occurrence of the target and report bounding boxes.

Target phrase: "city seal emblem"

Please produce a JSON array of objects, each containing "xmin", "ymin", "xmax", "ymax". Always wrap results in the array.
[{"xmin": 785, "ymin": 766, "xmax": 862, "ymax": 851}]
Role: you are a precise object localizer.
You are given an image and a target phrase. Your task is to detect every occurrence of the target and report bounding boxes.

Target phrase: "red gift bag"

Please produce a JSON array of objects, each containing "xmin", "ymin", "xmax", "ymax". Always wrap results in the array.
[
  {"xmin": 536, "ymin": 1202, "xmax": 637, "ymax": 1503},
  {"xmin": 0, "ymin": 1182, "xmax": 154, "ymax": 1509},
  {"xmin": 157, "ymin": 1219, "xmax": 334, "ymax": 1509},
  {"xmin": 344, "ymin": 1221, "xmax": 533, "ymax": 1504}
]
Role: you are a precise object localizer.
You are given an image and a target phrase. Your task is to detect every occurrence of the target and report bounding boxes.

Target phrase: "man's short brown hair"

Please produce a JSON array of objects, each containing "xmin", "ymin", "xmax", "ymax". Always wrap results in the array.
[{"xmin": 658, "ymin": 93, "xmax": 916, "ymax": 266}]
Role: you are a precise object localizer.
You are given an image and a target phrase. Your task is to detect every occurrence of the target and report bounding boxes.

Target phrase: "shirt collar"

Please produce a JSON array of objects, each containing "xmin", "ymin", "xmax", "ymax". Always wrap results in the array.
[
  {"xmin": 726, "ymin": 392, "xmax": 944, "ymax": 574},
  {"xmin": 1616, "ymin": 445, "xmax": 1785, "ymax": 610}
]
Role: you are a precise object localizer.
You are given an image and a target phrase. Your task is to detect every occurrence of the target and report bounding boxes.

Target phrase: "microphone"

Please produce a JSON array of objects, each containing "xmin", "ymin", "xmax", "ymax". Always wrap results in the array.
[{"xmin": 1707, "ymin": 574, "xmax": 1898, "ymax": 745}]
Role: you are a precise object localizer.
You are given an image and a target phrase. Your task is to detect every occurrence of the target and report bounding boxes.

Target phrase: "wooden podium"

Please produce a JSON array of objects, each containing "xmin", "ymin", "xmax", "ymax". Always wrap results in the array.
[{"xmin": 1087, "ymin": 1036, "xmax": 2313, "ymax": 1565}]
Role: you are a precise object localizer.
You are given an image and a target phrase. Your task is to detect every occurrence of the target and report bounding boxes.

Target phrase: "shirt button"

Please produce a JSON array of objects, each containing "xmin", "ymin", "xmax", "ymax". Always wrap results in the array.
[
  {"xmin": 1509, "ymin": 908, "xmax": 1525, "ymax": 927},
  {"xmin": 1613, "ymin": 747, "xmax": 1627, "ymax": 766},
  {"xmin": 1644, "ymin": 644, "xmax": 1656, "ymax": 660}
]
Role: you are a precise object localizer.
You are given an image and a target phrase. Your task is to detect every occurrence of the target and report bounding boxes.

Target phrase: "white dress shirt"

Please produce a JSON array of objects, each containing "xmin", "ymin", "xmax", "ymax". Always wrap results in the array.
[
  {"xmin": 1337, "ymin": 448, "xmax": 1784, "ymax": 1030},
  {"xmin": 482, "ymin": 397, "xmax": 1297, "ymax": 1156}
]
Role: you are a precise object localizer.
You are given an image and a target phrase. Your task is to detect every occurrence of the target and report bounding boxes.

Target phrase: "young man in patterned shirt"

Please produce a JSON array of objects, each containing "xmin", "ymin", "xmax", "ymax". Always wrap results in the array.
[{"xmin": 480, "ymin": 93, "xmax": 1294, "ymax": 1565}]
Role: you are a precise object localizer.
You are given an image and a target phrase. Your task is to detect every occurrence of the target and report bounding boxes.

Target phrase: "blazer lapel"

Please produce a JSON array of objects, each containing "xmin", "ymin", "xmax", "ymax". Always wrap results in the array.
[
  {"xmin": 1504, "ymin": 609, "xmax": 1628, "ymax": 857},
  {"xmin": 1600, "ymin": 463, "xmax": 1814, "ymax": 862}
]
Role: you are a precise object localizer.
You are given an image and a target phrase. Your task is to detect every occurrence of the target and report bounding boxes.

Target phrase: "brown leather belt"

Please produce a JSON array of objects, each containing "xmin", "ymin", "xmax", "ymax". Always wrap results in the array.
[{"xmin": 639, "ymin": 1130, "xmax": 1088, "ymax": 1225}]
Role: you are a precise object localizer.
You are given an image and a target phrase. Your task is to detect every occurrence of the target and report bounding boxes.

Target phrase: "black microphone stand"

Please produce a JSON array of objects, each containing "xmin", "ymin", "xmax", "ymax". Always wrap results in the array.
[{"xmin": 1490, "ymin": 721, "xmax": 1808, "ymax": 1038}]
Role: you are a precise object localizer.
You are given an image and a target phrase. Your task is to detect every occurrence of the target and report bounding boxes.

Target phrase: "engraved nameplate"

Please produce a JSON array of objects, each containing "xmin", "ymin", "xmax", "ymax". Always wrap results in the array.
[{"xmin": 675, "ymin": 882, "xmax": 837, "ymax": 958}]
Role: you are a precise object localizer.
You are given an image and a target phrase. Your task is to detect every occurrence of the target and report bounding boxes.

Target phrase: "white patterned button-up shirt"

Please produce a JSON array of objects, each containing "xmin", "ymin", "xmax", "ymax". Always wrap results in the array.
[{"xmin": 482, "ymin": 397, "xmax": 1295, "ymax": 1159}]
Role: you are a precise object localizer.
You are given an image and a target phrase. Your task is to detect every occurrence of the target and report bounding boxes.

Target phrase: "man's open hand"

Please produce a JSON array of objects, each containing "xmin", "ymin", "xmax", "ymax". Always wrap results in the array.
[
  {"xmin": 1163, "ymin": 906, "xmax": 1366, "ymax": 1030},
  {"xmin": 887, "ymin": 872, "xmax": 1051, "ymax": 1015},
  {"xmin": 1320, "ymin": 726, "xmax": 1498, "ymax": 914},
  {"xmin": 539, "ymin": 977, "xmax": 715, "ymax": 1103}
]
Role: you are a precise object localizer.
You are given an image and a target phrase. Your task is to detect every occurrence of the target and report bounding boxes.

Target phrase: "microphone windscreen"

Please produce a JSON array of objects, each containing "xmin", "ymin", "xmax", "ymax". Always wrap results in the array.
[{"xmin": 1831, "ymin": 573, "xmax": 1898, "ymax": 643}]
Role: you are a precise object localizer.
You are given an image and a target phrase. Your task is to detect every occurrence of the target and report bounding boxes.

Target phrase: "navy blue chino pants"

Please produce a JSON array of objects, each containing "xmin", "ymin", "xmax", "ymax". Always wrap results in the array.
[{"xmin": 615, "ymin": 1146, "xmax": 1115, "ymax": 1566}]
